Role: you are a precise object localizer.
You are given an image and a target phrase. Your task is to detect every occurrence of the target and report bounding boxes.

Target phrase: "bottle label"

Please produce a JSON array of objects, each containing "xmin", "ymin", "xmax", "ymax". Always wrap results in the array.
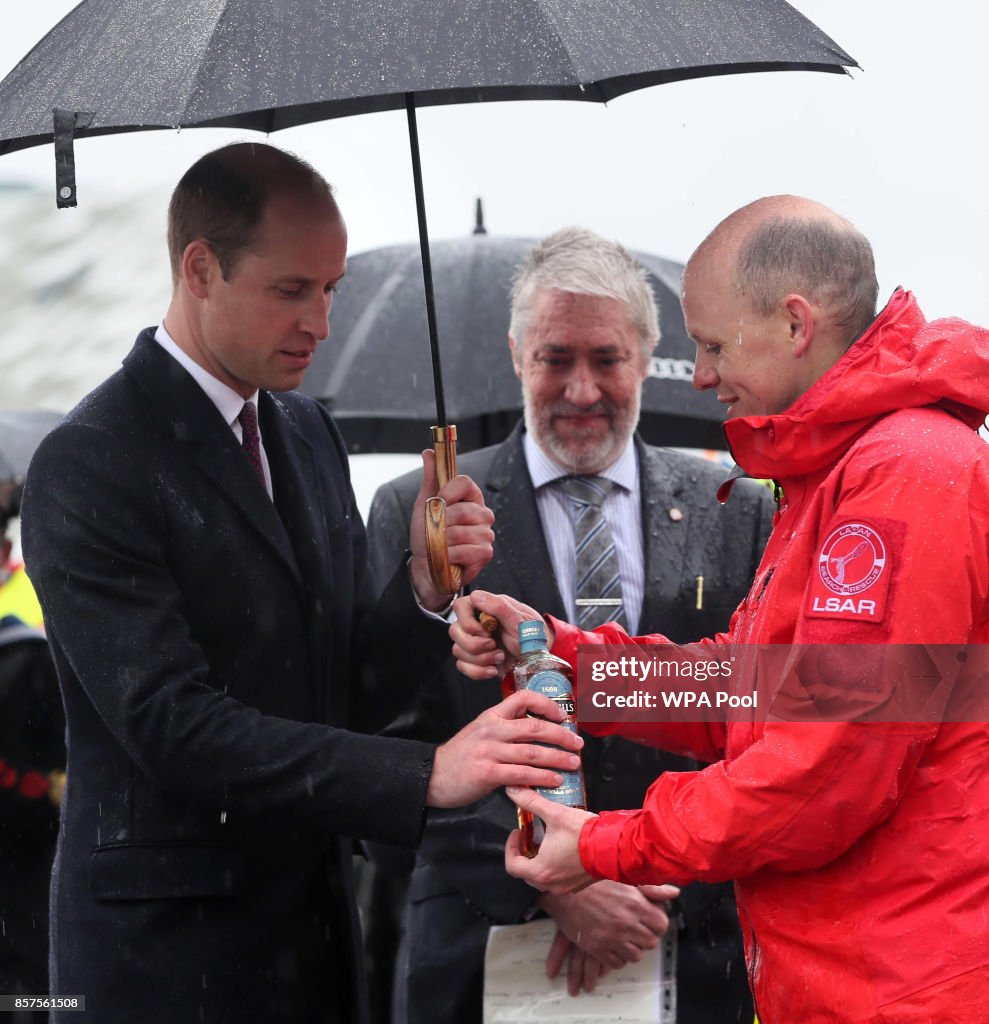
[{"xmin": 526, "ymin": 670, "xmax": 584, "ymax": 808}]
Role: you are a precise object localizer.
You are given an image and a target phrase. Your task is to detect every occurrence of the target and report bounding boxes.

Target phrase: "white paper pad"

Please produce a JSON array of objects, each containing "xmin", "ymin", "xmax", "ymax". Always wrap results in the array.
[{"xmin": 483, "ymin": 918, "xmax": 674, "ymax": 1023}]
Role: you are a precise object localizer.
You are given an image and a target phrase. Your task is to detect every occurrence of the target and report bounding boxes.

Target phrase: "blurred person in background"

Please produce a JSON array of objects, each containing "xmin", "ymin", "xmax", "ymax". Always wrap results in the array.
[
  {"xmin": 0, "ymin": 484, "xmax": 65, "ymax": 1023},
  {"xmin": 0, "ymin": 481, "xmax": 43, "ymax": 628}
]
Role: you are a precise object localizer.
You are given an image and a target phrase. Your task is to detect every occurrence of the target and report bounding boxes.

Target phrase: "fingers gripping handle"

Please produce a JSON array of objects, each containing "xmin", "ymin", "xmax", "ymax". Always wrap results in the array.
[
  {"xmin": 426, "ymin": 426, "xmax": 463, "ymax": 595},
  {"xmin": 425, "ymin": 425, "xmax": 499, "ymax": 633},
  {"xmin": 425, "ymin": 496, "xmax": 462, "ymax": 594}
]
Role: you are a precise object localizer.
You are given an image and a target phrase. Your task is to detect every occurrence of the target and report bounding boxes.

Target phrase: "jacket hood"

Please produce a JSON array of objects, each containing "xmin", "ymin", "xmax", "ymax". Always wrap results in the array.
[{"xmin": 724, "ymin": 289, "xmax": 989, "ymax": 482}]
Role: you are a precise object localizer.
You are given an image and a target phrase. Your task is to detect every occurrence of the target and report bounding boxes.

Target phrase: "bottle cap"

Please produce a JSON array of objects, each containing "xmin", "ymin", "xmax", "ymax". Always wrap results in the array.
[{"xmin": 518, "ymin": 619, "xmax": 547, "ymax": 651}]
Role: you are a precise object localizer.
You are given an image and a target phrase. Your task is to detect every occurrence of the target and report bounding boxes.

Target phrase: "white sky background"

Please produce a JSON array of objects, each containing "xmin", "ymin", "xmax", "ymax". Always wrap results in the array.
[{"xmin": 0, "ymin": 1, "xmax": 987, "ymax": 330}]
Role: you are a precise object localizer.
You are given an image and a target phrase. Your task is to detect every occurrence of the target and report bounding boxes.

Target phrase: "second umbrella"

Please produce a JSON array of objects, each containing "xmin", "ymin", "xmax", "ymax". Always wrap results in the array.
[{"xmin": 300, "ymin": 228, "xmax": 724, "ymax": 452}]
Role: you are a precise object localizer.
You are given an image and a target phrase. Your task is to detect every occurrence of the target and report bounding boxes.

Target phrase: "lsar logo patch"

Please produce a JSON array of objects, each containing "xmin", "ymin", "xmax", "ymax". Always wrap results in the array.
[
  {"xmin": 807, "ymin": 520, "xmax": 893, "ymax": 622},
  {"xmin": 819, "ymin": 522, "xmax": 886, "ymax": 595}
]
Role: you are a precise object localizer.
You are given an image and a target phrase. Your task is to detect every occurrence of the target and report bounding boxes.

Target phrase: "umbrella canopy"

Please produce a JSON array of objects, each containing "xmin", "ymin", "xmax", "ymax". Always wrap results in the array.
[
  {"xmin": 0, "ymin": 1, "xmax": 855, "ymax": 157},
  {"xmin": 0, "ymin": 0, "xmax": 856, "ymax": 425},
  {"xmin": 0, "ymin": 409, "xmax": 63, "ymax": 484},
  {"xmin": 299, "ymin": 229, "xmax": 725, "ymax": 452}
]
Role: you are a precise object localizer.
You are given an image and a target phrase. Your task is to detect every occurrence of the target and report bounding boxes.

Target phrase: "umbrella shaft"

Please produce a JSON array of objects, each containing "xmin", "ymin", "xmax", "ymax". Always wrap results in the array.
[{"xmin": 405, "ymin": 93, "xmax": 447, "ymax": 427}]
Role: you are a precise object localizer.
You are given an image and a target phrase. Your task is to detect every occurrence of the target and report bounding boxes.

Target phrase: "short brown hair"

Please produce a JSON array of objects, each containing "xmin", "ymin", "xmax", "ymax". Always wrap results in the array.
[
  {"xmin": 736, "ymin": 216, "xmax": 878, "ymax": 346},
  {"xmin": 167, "ymin": 143, "xmax": 334, "ymax": 281}
]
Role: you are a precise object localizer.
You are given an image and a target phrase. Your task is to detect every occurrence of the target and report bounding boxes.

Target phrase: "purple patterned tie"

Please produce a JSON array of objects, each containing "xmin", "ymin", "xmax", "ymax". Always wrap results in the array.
[{"xmin": 238, "ymin": 401, "xmax": 265, "ymax": 483}]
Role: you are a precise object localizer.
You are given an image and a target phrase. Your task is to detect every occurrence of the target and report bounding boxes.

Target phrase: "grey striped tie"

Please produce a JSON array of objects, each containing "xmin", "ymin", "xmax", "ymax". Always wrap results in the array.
[{"xmin": 557, "ymin": 476, "xmax": 626, "ymax": 630}]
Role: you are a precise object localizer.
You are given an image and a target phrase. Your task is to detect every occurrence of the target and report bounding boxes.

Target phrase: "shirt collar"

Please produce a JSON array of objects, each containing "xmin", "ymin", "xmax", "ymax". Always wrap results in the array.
[
  {"xmin": 154, "ymin": 323, "xmax": 260, "ymax": 427},
  {"xmin": 522, "ymin": 430, "xmax": 637, "ymax": 492}
]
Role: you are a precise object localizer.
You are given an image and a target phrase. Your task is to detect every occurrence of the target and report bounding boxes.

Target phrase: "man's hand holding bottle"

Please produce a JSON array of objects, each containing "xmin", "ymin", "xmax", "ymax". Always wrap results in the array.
[
  {"xmin": 449, "ymin": 590, "xmax": 553, "ymax": 678},
  {"xmin": 425, "ymin": 688, "xmax": 583, "ymax": 808}
]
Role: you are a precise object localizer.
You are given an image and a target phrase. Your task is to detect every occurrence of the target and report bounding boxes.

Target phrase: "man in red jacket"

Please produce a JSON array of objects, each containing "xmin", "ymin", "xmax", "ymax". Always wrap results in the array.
[{"xmin": 451, "ymin": 195, "xmax": 989, "ymax": 1024}]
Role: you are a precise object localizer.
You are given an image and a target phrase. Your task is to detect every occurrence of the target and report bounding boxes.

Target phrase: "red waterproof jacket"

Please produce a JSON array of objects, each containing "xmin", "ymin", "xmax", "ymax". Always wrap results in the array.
[{"xmin": 551, "ymin": 291, "xmax": 989, "ymax": 1023}]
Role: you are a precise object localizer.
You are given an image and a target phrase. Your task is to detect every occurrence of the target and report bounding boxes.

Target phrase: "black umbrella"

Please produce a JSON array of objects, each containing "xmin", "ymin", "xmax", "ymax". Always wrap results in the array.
[
  {"xmin": 0, "ymin": 0, "xmax": 854, "ymax": 588},
  {"xmin": 0, "ymin": 409, "xmax": 63, "ymax": 516},
  {"xmin": 0, "ymin": 0, "xmax": 856, "ymax": 431},
  {"xmin": 0, "ymin": 409, "xmax": 63, "ymax": 484},
  {"xmin": 300, "ymin": 220, "xmax": 724, "ymax": 451}
]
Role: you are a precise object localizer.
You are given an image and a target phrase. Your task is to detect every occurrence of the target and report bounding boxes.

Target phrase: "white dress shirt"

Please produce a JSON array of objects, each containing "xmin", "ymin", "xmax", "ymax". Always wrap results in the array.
[{"xmin": 523, "ymin": 431, "xmax": 644, "ymax": 634}]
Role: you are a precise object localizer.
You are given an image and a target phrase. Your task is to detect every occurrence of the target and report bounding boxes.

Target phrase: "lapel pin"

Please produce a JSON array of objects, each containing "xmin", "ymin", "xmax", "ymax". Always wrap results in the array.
[{"xmin": 669, "ymin": 507, "xmax": 683, "ymax": 522}]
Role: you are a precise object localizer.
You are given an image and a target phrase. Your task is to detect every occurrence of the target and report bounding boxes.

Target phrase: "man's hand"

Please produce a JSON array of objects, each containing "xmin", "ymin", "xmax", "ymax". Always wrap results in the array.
[
  {"xmin": 504, "ymin": 786, "xmax": 596, "ymax": 893},
  {"xmin": 540, "ymin": 879, "xmax": 679, "ymax": 994},
  {"xmin": 426, "ymin": 690, "xmax": 584, "ymax": 808},
  {"xmin": 545, "ymin": 933, "xmax": 611, "ymax": 996},
  {"xmin": 409, "ymin": 449, "xmax": 494, "ymax": 611},
  {"xmin": 450, "ymin": 590, "xmax": 555, "ymax": 679}
]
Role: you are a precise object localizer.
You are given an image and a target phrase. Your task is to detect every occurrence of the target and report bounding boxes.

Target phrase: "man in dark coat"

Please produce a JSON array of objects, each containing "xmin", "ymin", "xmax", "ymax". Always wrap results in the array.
[
  {"xmin": 0, "ymin": 491, "xmax": 65, "ymax": 1024},
  {"xmin": 18, "ymin": 143, "xmax": 582, "ymax": 1024},
  {"xmin": 367, "ymin": 228, "xmax": 772, "ymax": 1023}
]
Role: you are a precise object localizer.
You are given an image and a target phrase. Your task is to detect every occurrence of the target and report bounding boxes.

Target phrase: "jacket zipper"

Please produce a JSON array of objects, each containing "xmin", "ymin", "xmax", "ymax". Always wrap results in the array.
[
  {"xmin": 755, "ymin": 566, "xmax": 775, "ymax": 605},
  {"xmin": 740, "ymin": 903, "xmax": 766, "ymax": 1023}
]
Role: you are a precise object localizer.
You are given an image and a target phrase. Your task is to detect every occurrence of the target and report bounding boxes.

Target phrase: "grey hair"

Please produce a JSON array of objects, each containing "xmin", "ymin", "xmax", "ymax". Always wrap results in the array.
[
  {"xmin": 735, "ymin": 216, "xmax": 878, "ymax": 346},
  {"xmin": 509, "ymin": 227, "xmax": 660, "ymax": 359}
]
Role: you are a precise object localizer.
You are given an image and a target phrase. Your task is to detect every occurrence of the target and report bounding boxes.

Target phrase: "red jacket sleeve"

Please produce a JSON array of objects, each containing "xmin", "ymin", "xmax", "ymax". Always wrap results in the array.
[
  {"xmin": 579, "ymin": 719, "xmax": 936, "ymax": 885},
  {"xmin": 548, "ymin": 614, "xmax": 729, "ymax": 764}
]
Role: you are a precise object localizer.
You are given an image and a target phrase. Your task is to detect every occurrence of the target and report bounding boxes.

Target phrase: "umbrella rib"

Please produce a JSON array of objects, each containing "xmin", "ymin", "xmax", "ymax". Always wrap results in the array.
[
  {"xmin": 529, "ymin": 0, "xmax": 606, "ymax": 100},
  {"xmin": 178, "ymin": 0, "xmax": 243, "ymax": 128},
  {"xmin": 324, "ymin": 251, "xmax": 421, "ymax": 400}
]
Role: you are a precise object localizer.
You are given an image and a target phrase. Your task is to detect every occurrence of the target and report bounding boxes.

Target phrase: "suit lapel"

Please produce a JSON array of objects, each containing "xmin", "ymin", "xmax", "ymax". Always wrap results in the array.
[
  {"xmin": 123, "ymin": 331, "xmax": 303, "ymax": 589},
  {"xmin": 260, "ymin": 392, "xmax": 332, "ymax": 600},
  {"xmin": 261, "ymin": 393, "xmax": 340, "ymax": 723},
  {"xmin": 637, "ymin": 439, "xmax": 690, "ymax": 633},
  {"xmin": 480, "ymin": 430, "xmax": 692, "ymax": 632}
]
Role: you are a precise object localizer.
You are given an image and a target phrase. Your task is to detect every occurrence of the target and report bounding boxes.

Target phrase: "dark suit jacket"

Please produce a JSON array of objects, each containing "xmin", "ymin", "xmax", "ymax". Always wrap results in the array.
[
  {"xmin": 366, "ymin": 422, "xmax": 774, "ymax": 1024},
  {"xmin": 20, "ymin": 330, "xmax": 444, "ymax": 1024}
]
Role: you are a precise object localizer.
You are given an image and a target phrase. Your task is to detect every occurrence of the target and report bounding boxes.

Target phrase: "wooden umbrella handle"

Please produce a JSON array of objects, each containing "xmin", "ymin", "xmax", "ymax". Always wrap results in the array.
[
  {"xmin": 424, "ymin": 497, "xmax": 462, "ymax": 595},
  {"xmin": 426, "ymin": 425, "xmax": 499, "ymax": 634},
  {"xmin": 426, "ymin": 426, "xmax": 462, "ymax": 595}
]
